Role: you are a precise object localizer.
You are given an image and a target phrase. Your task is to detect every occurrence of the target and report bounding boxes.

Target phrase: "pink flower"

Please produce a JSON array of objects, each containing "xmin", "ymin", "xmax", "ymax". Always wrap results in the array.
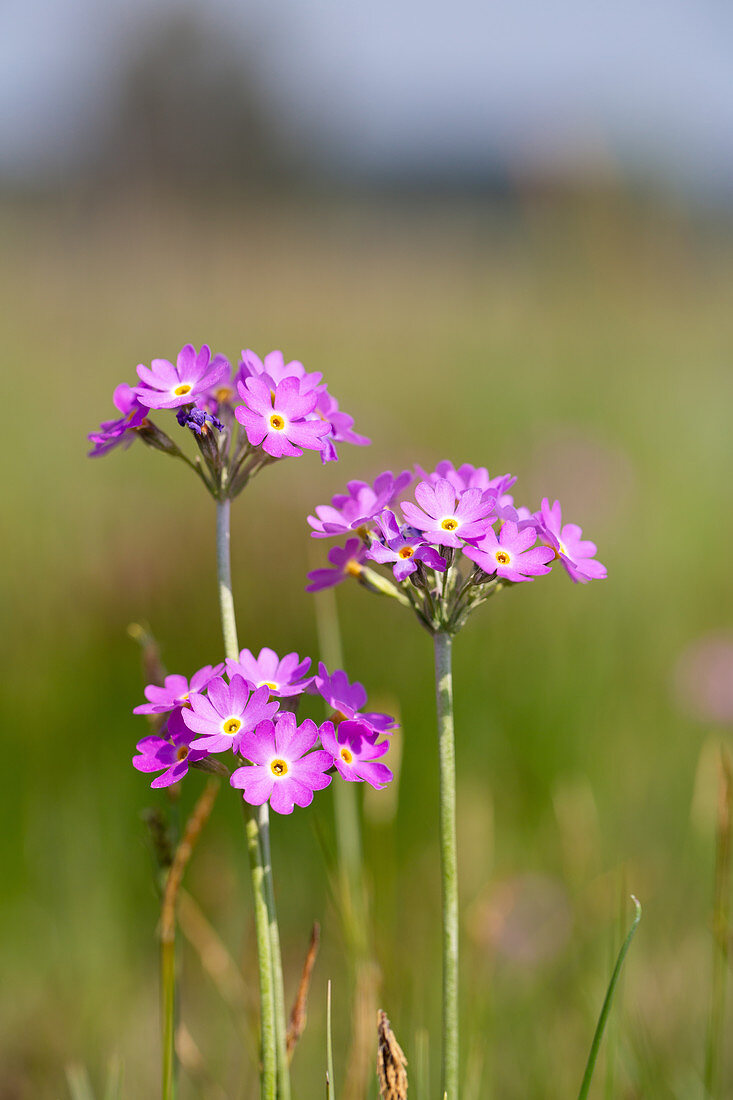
[
  {"xmin": 231, "ymin": 714, "xmax": 333, "ymax": 814},
  {"xmin": 235, "ymin": 376, "xmax": 331, "ymax": 458},
  {"xmin": 320, "ymin": 719, "xmax": 393, "ymax": 789},
  {"xmin": 182, "ymin": 675, "xmax": 279, "ymax": 753},
  {"xmin": 401, "ymin": 478, "xmax": 496, "ymax": 548},
  {"xmin": 463, "ymin": 522, "xmax": 554, "ymax": 582},
  {"xmin": 136, "ymin": 344, "xmax": 230, "ymax": 410},
  {"xmin": 536, "ymin": 499, "xmax": 607, "ymax": 583}
]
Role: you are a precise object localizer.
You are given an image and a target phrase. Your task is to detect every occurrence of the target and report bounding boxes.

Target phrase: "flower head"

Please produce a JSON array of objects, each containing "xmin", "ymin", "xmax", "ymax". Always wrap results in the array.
[
  {"xmin": 231, "ymin": 714, "xmax": 333, "ymax": 814},
  {"xmin": 136, "ymin": 344, "xmax": 230, "ymax": 410},
  {"xmin": 88, "ymin": 384, "xmax": 147, "ymax": 457},
  {"xmin": 536, "ymin": 499, "xmax": 607, "ymax": 583},
  {"xmin": 133, "ymin": 708, "xmax": 208, "ymax": 788},
  {"xmin": 305, "ymin": 538, "xmax": 368, "ymax": 592},
  {"xmin": 235, "ymin": 376, "xmax": 331, "ymax": 459},
  {"xmin": 464, "ymin": 521, "xmax": 554, "ymax": 582},
  {"xmin": 133, "ymin": 664, "xmax": 224, "ymax": 715},
  {"xmin": 182, "ymin": 675, "xmax": 279, "ymax": 753},
  {"xmin": 225, "ymin": 647, "xmax": 314, "ymax": 697},
  {"xmin": 401, "ymin": 478, "xmax": 496, "ymax": 548},
  {"xmin": 307, "ymin": 470, "xmax": 412, "ymax": 538},
  {"xmin": 313, "ymin": 663, "xmax": 398, "ymax": 734},
  {"xmin": 320, "ymin": 719, "xmax": 393, "ymax": 789},
  {"xmin": 366, "ymin": 510, "xmax": 447, "ymax": 580}
]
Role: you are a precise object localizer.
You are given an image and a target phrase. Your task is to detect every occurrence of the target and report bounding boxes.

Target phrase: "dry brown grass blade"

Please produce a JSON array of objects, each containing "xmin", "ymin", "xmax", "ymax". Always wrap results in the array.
[
  {"xmin": 376, "ymin": 1010, "xmax": 408, "ymax": 1100},
  {"xmin": 287, "ymin": 922, "xmax": 321, "ymax": 1060},
  {"xmin": 160, "ymin": 778, "xmax": 220, "ymax": 945}
]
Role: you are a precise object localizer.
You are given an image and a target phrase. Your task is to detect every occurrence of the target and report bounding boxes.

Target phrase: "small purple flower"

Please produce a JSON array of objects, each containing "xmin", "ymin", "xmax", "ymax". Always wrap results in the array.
[
  {"xmin": 320, "ymin": 719, "xmax": 393, "ymax": 789},
  {"xmin": 176, "ymin": 406, "xmax": 224, "ymax": 435},
  {"xmin": 313, "ymin": 663, "xmax": 398, "ymax": 734},
  {"xmin": 88, "ymin": 384, "xmax": 147, "ymax": 457},
  {"xmin": 366, "ymin": 510, "xmax": 447, "ymax": 581},
  {"xmin": 235, "ymin": 376, "xmax": 331, "ymax": 458},
  {"xmin": 133, "ymin": 708, "xmax": 208, "ymax": 788},
  {"xmin": 182, "ymin": 675, "xmax": 279, "ymax": 753},
  {"xmin": 493, "ymin": 494, "xmax": 535, "ymax": 527},
  {"xmin": 225, "ymin": 647, "xmax": 314, "ymax": 697},
  {"xmin": 306, "ymin": 538, "xmax": 368, "ymax": 592},
  {"xmin": 236, "ymin": 349, "xmax": 323, "ymax": 394},
  {"xmin": 307, "ymin": 470, "xmax": 413, "ymax": 538},
  {"xmin": 133, "ymin": 665, "xmax": 224, "ymax": 715},
  {"xmin": 464, "ymin": 521, "xmax": 554, "ymax": 583},
  {"xmin": 415, "ymin": 461, "xmax": 516, "ymax": 497},
  {"xmin": 136, "ymin": 344, "xmax": 230, "ymax": 410},
  {"xmin": 536, "ymin": 499, "xmax": 607, "ymax": 583},
  {"xmin": 230, "ymin": 714, "xmax": 333, "ymax": 814},
  {"xmin": 401, "ymin": 478, "xmax": 496, "ymax": 548}
]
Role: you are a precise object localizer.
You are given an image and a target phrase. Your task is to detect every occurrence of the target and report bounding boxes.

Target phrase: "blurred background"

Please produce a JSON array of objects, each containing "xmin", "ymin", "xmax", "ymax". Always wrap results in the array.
[{"xmin": 2, "ymin": 1, "xmax": 733, "ymax": 1097}]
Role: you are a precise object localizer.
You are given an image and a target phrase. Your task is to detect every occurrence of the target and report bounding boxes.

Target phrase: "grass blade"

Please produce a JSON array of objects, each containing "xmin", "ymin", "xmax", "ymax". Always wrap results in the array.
[
  {"xmin": 577, "ymin": 895, "xmax": 642, "ymax": 1100},
  {"xmin": 65, "ymin": 1064, "xmax": 95, "ymax": 1100}
]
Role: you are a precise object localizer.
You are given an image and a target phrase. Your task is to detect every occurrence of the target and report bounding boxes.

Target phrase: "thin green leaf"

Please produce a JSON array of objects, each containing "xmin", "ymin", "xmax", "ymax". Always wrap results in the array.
[{"xmin": 577, "ymin": 895, "xmax": 642, "ymax": 1100}]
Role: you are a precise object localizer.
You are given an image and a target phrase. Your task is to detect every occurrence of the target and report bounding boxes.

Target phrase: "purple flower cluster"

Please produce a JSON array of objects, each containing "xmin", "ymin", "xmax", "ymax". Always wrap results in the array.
[
  {"xmin": 88, "ymin": 343, "xmax": 370, "ymax": 493},
  {"xmin": 306, "ymin": 460, "xmax": 606, "ymax": 631},
  {"xmin": 133, "ymin": 651, "xmax": 396, "ymax": 814}
]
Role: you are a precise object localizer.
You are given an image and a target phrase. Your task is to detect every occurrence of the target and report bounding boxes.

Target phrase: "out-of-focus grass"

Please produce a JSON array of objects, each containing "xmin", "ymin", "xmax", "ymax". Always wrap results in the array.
[{"xmin": 1, "ymin": 190, "xmax": 732, "ymax": 1098}]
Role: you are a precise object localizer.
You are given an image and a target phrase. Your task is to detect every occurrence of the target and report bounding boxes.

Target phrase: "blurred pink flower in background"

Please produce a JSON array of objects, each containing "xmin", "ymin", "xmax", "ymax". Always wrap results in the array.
[
  {"xmin": 674, "ymin": 632, "xmax": 733, "ymax": 725},
  {"xmin": 468, "ymin": 873, "xmax": 573, "ymax": 969}
]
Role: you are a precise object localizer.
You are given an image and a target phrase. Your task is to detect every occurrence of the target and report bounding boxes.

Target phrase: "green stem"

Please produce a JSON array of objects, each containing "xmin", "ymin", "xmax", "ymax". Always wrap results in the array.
[
  {"xmin": 704, "ymin": 751, "xmax": 732, "ymax": 1100},
  {"xmin": 161, "ymin": 938, "xmax": 177, "ymax": 1100},
  {"xmin": 434, "ymin": 632, "xmax": 459, "ymax": 1099},
  {"xmin": 216, "ymin": 498, "xmax": 278, "ymax": 1099},
  {"xmin": 260, "ymin": 810, "xmax": 292, "ymax": 1100}
]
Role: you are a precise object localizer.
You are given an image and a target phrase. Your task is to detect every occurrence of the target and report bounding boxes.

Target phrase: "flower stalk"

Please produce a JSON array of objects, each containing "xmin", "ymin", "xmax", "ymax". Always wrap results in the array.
[
  {"xmin": 434, "ymin": 631, "xmax": 459, "ymax": 1099},
  {"xmin": 216, "ymin": 498, "xmax": 287, "ymax": 1099}
]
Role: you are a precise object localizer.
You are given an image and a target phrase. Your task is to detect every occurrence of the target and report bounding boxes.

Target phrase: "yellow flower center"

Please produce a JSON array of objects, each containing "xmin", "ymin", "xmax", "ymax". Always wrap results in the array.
[
  {"xmin": 176, "ymin": 745, "xmax": 189, "ymax": 761},
  {"xmin": 214, "ymin": 385, "xmax": 233, "ymax": 402},
  {"xmin": 223, "ymin": 718, "xmax": 242, "ymax": 736},
  {"xmin": 398, "ymin": 546, "xmax": 414, "ymax": 559},
  {"xmin": 270, "ymin": 758, "xmax": 288, "ymax": 776},
  {"xmin": 346, "ymin": 560, "xmax": 362, "ymax": 577},
  {"xmin": 495, "ymin": 550, "xmax": 510, "ymax": 565},
  {"xmin": 269, "ymin": 413, "xmax": 285, "ymax": 431},
  {"xmin": 340, "ymin": 747, "xmax": 353, "ymax": 764},
  {"xmin": 174, "ymin": 384, "xmax": 192, "ymax": 397},
  {"xmin": 259, "ymin": 681, "xmax": 279, "ymax": 692},
  {"xmin": 441, "ymin": 517, "xmax": 458, "ymax": 532}
]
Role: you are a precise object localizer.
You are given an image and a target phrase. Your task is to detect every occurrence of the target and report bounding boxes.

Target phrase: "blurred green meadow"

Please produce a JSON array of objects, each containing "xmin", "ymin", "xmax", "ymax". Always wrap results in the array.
[{"xmin": 1, "ymin": 190, "xmax": 732, "ymax": 1098}]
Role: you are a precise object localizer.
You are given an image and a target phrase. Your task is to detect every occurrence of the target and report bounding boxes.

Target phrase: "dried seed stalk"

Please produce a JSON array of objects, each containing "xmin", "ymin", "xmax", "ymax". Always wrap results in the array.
[
  {"xmin": 287, "ymin": 923, "xmax": 321, "ymax": 1059},
  {"xmin": 377, "ymin": 1010, "xmax": 408, "ymax": 1100}
]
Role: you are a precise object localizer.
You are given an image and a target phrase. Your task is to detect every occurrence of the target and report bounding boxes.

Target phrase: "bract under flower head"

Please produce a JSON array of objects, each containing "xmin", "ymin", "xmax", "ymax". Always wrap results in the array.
[
  {"xmin": 231, "ymin": 714, "xmax": 333, "ymax": 814},
  {"xmin": 235, "ymin": 375, "xmax": 331, "ymax": 459},
  {"xmin": 225, "ymin": 647, "xmax": 313, "ymax": 697},
  {"xmin": 536, "ymin": 498, "xmax": 607, "ymax": 584},
  {"xmin": 401, "ymin": 478, "xmax": 496, "ymax": 548},
  {"xmin": 307, "ymin": 470, "xmax": 412, "ymax": 538},
  {"xmin": 464, "ymin": 521, "xmax": 554, "ymax": 583},
  {"xmin": 133, "ymin": 664, "xmax": 224, "ymax": 715},
  {"xmin": 136, "ymin": 344, "xmax": 230, "ymax": 410},
  {"xmin": 320, "ymin": 719, "xmax": 393, "ymax": 789},
  {"xmin": 133, "ymin": 708, "xmax": 209, "ymax": 788},
  {"xmin": 367, "ymin": 510, "xmax": 447, "ymax": 581},
  {"xmin": 306, "ymin": 537, "xmax": 368, "ymax": 592},
  {"xmin": 313, "ymin": 663, "xmax": 399, "ymax": 734},
  {"xmin": 182, "ymin": 674, "xmax": 279, "ymax": 753},
  {"xmin": 88, "ymin": 384, "xmax": 147, "ymax": 457}
]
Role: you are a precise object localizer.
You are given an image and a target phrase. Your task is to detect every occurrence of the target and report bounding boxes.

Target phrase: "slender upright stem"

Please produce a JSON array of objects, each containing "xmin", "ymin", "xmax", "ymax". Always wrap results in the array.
[
  {"xmin": 434, "ymin": 631, "xmax": 459, "ymax": 1099},
  {"xmin": 160, "ymin": 938, "xmax": 177, "ymax": 1100},
  {"xmin": 216, "ymin": 498, "xmax": 279, "ymax": 1099},
  {"xmin": 704, "ymin": 750, "xmax": 732, "ymax": 1100},
  {"xmin": 260, "ymin": 811, "xmax": 292, "ymax": 1100}
]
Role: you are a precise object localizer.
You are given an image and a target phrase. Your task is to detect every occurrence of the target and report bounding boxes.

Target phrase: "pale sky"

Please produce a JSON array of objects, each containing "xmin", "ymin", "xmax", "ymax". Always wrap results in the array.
[{"xmin": 2, "ymin": 0, "xmax": 733, "ymax": 197}]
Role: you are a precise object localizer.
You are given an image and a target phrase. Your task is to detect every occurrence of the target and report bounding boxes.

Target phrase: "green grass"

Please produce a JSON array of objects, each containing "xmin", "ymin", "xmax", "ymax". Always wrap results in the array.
[{"xmin": 1, "ymin": 190, "xmax": 732, "ymax": 1098}]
